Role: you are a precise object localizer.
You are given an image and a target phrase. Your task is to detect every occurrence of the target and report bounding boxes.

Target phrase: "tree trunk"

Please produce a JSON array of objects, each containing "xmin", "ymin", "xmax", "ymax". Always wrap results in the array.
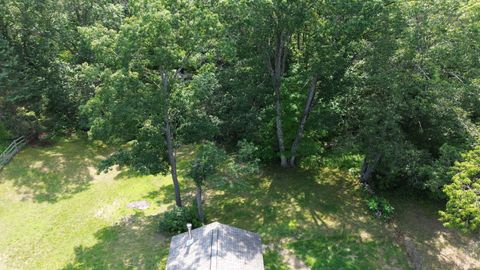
[
  {"xmin": 274, "ymin": 79, "xmax": 288, "ymax": 167},
  {"xmin": 162, "ymin": 71, "xmax": 182, "ymax": 207},
  {"xmin": 289, "ymin": 75, "xmax": 318, "ymax": 167},
  {"xmin": 165, "ymin": 116, "xmax": 182, "ymax": 207},
  {"xmin": 268, "ymin": 32, "xmax": 289, "ymax": 168},
  {"xmin": 360, "ymin": 153, "xmax": 381, "ymax": 192},
  {"xmin": 195, "ymin": 185, "xmax": 204, "ymax": 223}
]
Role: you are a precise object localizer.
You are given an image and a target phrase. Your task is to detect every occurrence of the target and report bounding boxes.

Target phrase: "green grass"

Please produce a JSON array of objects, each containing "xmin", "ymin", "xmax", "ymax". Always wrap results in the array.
[
  {"xmin": 1, "ymin": 138, "xmax": 476, "ymax": 269},
  {"xmin": 205, "ymin": 167, "xmax": 410, "ymax": 269},
  {"xmin": 0, "ymin": 138, "xmax": 172, "ymax": 269}
]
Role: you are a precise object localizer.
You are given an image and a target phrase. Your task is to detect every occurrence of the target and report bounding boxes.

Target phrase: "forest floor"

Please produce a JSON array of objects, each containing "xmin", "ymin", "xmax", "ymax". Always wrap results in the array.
[{"xmin": 0, "ymin": 138, "xmax": 478, "ymax": 270}]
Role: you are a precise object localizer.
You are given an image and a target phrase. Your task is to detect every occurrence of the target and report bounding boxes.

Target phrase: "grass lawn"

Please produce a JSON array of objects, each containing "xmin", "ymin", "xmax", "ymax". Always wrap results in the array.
[
  {"xmin": 0, "ymin": 138, "xmax": 477, "ymax": 269},
  {"xmin": 206, "ymin": 167, "xmax": 410, "ymax": 270},
  {"xmin": 0, "ymin": 138, "xmax": 171, "ymax": 270}
]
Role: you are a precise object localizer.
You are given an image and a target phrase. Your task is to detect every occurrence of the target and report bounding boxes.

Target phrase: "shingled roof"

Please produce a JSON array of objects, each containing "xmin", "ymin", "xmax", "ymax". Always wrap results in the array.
[{"xmin": 166, "ymin": 222, "xmax": 264, "ymax": 270}]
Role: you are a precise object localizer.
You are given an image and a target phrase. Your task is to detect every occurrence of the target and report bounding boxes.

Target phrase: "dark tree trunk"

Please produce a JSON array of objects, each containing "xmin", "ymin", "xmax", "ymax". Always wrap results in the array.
[
  {"xmin": 164, "ymin": 116, "xmax": 182, "ymax": 207},
  {"xmin": 162, "ymin": 71, "xmax": 182, "ymax": 207},
  {"xmin": 196, "ymin": 185, "xmax": 204, "ymax": 223},
  {"xmin": 360, "ymin": 153, "xmax": 381, "ymax": 193},
  {"xmin": 289, "ymin": 75, "xmax": 318, "ymax": 167}
]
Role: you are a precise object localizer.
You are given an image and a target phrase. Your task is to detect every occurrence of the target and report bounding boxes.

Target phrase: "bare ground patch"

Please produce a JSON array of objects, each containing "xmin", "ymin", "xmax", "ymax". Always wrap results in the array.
[{"xmin": 390, "ymin": 196, "xmax": 480, "ymax": 270}]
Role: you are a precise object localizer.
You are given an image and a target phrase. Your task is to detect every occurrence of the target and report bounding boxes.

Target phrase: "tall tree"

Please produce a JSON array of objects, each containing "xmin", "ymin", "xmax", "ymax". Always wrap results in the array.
[
  {"xmin": 0, "ymin": 0, "xmax": 127, "ymax": 135},
  {"xmin": 82, "ymin": 0, "xmax": 220, "ymax": 207},
  {"xmin": 342, "ymin": 0, "xmax": 480, "ymax": 193},
  {"xmin": 288, "ymin": 0, "xmax": 389, "ymax": 166},
  {"xmin": 219, "ymin": 0, "xmax": 307, "ymax": 167}
]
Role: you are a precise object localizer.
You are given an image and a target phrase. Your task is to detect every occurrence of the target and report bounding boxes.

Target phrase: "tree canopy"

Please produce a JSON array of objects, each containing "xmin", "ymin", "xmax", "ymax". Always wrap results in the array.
[{"xmin": 1, "ymin": 0, "xmax": 479, "ymax": 232}]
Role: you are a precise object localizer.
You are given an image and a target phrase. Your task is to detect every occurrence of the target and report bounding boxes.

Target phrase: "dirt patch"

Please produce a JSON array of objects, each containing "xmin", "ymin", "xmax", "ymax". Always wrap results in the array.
[
  {"xmin": 89, "ymin": 165, "xmax": 120, "ymax": 183},
  {"xmin": 95, "ymin": 199, "xmax": 121, "ymax": 219},
  {"xmin": 278, "ymin": 247, "xmax": 310, "ymax": 270},
  {"xmin": 126, "ymin": 200, "xmax": 150, "ymax": 210},
  {"xmin": 264, "ymin": 238, "xmax": 311, "ymax": 270}
]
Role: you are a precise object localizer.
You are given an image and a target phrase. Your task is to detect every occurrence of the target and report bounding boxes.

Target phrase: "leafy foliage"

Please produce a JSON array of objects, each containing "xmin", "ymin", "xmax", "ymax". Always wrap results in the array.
[
  {"xmin": 174, "ymin": 69, "xmax": 222, "ymax": 143},
  {"xmin": 341, "ymin": 0, "xmax": 480, "ymax": 197},
  {"xmin": 158, "ymin": 206, "xmax": 202, "ymax": 234},
  {"xmin": 187, "ymin": 142, "xmax": 226, "ymax": 187},
  {"xmin": 2, "ymin": 0, "xmax": 480, "ymax": 232},
  {"xmin": 366, "ymin": 196, "xmax": 395, "ymax": 222},
  {"xmin": 420, "ymin": 144, "xmax": 462, "ymax": 199},
  {"xmin": 440, "ymin": 145, "xmax": 480, "ymax": 232}
]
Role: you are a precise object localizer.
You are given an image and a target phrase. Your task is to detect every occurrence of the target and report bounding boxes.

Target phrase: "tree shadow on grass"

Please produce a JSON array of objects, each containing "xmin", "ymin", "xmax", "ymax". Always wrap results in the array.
[
  {"xmin": 113, "ymin": 169, "xmax": 146, "ymax": 180},
  {"xmin": 63, "ymin": 213, "xmax": 169, "ymax": 270},
  {"xmin": 144, "ymin": 182, "xmax": 196, "ymax": 207},
  {"xmin": 205, "ymin": 166, "xmax": 411, "ymax": 269},
  {"xmin": 206, "ymin": 167, "xmax": 365, "ymax": 237},
  {"xmin": 0, "ymin": 140, "xmax": 109, "ymax": 203},
  {"xmin": 263, "ymin": 249, "xmax": 290, "ymax": 270},
  {"xmin": 386, "ymin": 189, "xmax": 480, "ymax": 270}
]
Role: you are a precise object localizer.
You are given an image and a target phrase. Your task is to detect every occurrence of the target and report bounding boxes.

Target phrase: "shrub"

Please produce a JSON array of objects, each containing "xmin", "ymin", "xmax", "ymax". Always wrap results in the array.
[
  {"xmin": 0, "ymin": 122, "xmax": 11, "ymax": 149},
  {"xmin": 366, "ymin": 196, "xmax": 395, "ymax": 221},
  {"xmin": 0, "ymin": 122, "xmax": 10, "ymax": 138},
  {"xmin": 236, "ymin": 140, "xmax": 259, "ymax": 163},
  {"xmin": 420, "ymin": 144, "xmax": 462, "ymax": 199},
  {"xmin": 159, "ymin": 206, "xmax": 202, "ymax": 234},
  {"xmin": 440, "ymin": 144, "xmax": 480, "ymax": 233},
  {"xmin": 230, "ymin": 140, "xmax": 260, "ymax": 175}
]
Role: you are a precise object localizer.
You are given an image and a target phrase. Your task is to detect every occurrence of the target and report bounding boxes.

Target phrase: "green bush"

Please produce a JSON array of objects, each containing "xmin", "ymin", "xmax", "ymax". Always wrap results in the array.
[
  {"xmin": 0, "ymin": 123, "xmax": 10, "ymax": 138},
  {"xmin": 236, "ymin": 139, "xmax": 259, "ymax": 163},
  {"xmin": 0, "ymin": 122, "xmax": 11, "ymax": 149},
  {"xmin": 366, "ymin": 196, "xmax": 395, "ymax": 222},
  {"xmin": 420, "ymin": 144, "xmax": 462, "ymax": 199},
  {"xmin": 440, "ymin": 144, "xmax": 480, "ymax": 233},
  {"xmin": 159, "ymin": 206, "xmax": 202, "ymax": 234}
]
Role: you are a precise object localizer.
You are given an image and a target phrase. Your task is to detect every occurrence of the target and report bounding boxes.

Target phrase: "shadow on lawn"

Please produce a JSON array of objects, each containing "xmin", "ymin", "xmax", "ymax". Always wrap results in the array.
[
  {"xmin": 387, "ymin": 190, "xmax": 480, "ymax": 270},
  {"xmin": 63, "ymin": 213, "xmax": 169, "ymax": 270},
  {"xmin": 205, "ymin": 166, "xmax": 411, "ymax": 269},
  {"xmin": 0, "ymin": 140, "xmax": 108, "ymax": 203},
  {"xmin": 144, "ymin": 181, "xmax": 196, "ymax": 208}
]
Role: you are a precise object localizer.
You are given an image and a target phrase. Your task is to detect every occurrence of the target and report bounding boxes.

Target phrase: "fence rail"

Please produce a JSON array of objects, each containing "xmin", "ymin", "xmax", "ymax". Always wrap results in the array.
[{"xmin": 0, "ymin": 135, "xmax": 30, "ymax": 170}]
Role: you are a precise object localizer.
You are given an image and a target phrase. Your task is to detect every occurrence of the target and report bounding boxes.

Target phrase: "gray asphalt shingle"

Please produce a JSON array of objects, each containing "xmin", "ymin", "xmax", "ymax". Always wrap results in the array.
[{"xmin": 166, "ymin": 222, "xmax": 264, "ymax": 270}]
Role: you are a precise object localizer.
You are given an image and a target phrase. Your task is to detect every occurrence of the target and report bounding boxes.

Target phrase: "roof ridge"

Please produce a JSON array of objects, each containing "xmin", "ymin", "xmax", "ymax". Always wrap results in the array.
[{"xmin": 209, "ymin": 228, "xmax": 219, "ymax": 270}]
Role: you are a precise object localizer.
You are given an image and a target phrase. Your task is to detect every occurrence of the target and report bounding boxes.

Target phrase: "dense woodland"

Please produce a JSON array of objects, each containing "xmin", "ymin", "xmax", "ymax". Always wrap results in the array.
[{"xmin": 1, "ymin": 0, "xmax": 479, "ymax": 233}]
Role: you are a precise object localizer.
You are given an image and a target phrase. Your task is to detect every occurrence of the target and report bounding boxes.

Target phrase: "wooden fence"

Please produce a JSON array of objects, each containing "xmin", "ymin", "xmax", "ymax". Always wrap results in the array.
[{"xmin": 0, "ymin": 136, "xmax": 29, "ymax": 170}]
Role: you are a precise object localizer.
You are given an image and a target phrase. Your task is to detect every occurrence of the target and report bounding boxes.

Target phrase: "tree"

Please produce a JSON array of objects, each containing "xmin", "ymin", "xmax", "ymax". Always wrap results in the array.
[
  {"xmin": 288, "ymin": 0, "xmax": 389, "ymax": 167},
  {"xmin": 82, "ymin": 0, "xmax": 220, "ymax": 207},
  {"xmin": 0, "ymin": 0, "xmax": 65, "ymax": 134},
  {"xmin": 341, "ymin": 0, "xmax": 480, "ymax": 194},
  {"xmin": 187, "ymin": 142, "xmax": 226, "ymax": 223},
  {"xmin": 187, "ymin": 140, "xmax": 259, "ymax": 223},
  {"xmin": 218, "ymin": 0, "xmax": 391, "ymax": 167},
  {"xmin": 173, "ymin": 68, "xmax": 222, "ymax": 144},
  {"xmin": 0, "ymin": 0, "xmax": 127, "ymax": 135},
  {"xmin": 219, "ymin": 0, "xmax": 308, "ymax": 167}
]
